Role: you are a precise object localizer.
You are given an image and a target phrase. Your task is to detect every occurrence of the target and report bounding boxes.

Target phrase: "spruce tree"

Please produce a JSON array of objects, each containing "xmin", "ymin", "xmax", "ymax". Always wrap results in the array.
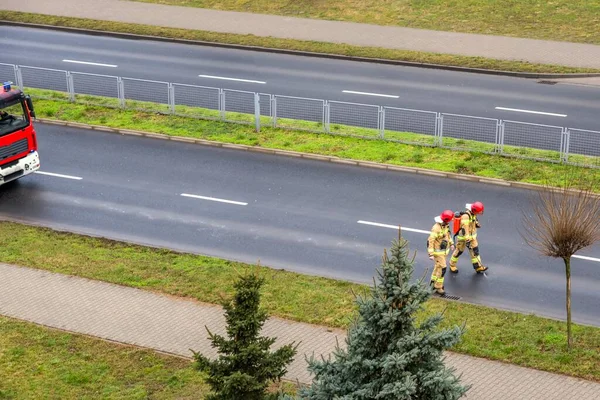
[
  {"xmin": 299, "ymin": 230, "xmax": 469, "ymax": 400},
  {"xmin": 193, "ymin": 271, "xmax": 298, "ymax": 400}
]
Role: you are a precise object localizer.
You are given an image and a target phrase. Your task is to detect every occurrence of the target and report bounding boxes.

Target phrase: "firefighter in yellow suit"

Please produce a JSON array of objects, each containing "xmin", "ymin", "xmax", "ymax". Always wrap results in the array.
[
  {"xmin": 450, "ymin": 201, "xmax": 488, "ymax": 274},
  {"xmin": 428, "ymin": 210, "xmax": 455, "ymax": 295}
]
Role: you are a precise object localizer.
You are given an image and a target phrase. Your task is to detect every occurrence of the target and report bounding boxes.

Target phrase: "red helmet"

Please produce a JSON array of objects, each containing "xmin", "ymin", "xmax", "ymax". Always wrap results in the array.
[
  {"xmin": 470, "ymin": 201, "xmax": 484, "ymax": 214},
  {"xmin": 440, "ymin": 209, "xmax": 454, "ymax": 223}
]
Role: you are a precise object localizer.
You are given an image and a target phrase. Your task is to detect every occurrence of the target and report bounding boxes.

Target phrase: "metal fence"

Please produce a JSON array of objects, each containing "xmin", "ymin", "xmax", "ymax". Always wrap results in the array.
[{"xmin": 2, "ymin": 62, "xmax": 599, "ymax": 168}]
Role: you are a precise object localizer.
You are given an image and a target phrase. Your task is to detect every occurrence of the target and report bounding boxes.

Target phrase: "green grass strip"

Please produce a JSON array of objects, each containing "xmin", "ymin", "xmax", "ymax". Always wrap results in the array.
[
  {"xmin": 0, "ymin": 315, "xmax": 209, "ymax": 399},
  {"xmin": 0, "ymin": 221, "xmax": 598, "ymax": 382},
  {"xmin": 2, "ymin": 11, "xmax": 598, "ymax": 74},
  {"xmin": 132, "ymin": 0, "xmax": 600, "ymax": 46}
]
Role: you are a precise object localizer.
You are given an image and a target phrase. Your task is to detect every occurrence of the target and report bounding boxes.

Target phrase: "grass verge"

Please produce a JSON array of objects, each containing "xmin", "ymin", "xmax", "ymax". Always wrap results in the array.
[
  {"xmin": 133, "ymin": 0, "xmax": 600, "ymax": 45},
  {"xmin": 0, "ymin": 221, "xmax": 599, "ymax": 382},
  {"xmin": 1, "ymin": 11, "xmax": 598, "ymax": 74},
  {"xmin": 32, "ymin": 96, "xmax": 600, "ymax": 190},
  {"xmin": 0, "ymin": 315, "xmax": 209, "ymax": 399}
]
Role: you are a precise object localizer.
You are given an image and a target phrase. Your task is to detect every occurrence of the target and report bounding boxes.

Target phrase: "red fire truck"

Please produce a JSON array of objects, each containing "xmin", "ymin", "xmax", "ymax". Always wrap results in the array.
[{"xmin": 0, "ymin": 81, "xmax": 39, "ymax": 187}]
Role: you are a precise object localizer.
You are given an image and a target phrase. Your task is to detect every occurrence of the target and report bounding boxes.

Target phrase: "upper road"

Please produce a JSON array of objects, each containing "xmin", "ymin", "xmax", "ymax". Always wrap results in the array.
[
  {"xmin": 1, "ymin": 26, "xmax": 599, "ymax": 131},
  {"xmin": 1, "ymin": 123, "xmax": 599, "ymax": 326}
]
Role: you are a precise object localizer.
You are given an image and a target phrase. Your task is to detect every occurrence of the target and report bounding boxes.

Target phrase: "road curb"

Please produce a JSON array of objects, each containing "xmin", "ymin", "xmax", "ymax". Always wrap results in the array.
[
  {"xmin": 3, "ymin": 20, "xmax": 600, "ymax": 79},
  {"xmin": 39, "ymin": 118, "xmax": 571, "ymax": 194}
]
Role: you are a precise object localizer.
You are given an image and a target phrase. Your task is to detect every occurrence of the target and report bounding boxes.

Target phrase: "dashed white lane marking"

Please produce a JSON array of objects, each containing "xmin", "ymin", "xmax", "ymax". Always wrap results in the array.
[
  {"xmin": 180, "ymin": 193, "xmax": 248, "ymax": 206},
  {"xmin": 357, "ymin": 220, "xmax": 429, "ymax": 235},
  {"xmin": 34, "ymin": 171, "xmax": 83, "ymax": 180},
  {"xmin": 342, "ymin": 90, "xmax": 399, "ymax": 99},
  {"xmin": 495, "ymin": 107, "xmax": 567, "ymax": 117},
  {"xmin": 573, "ymin": 255, "xmax": 600, "ymax": 263},
  {"xmin": 62, "ymin": 59, "xmax": 118, "ymax": 68},
  {"xmin": 358, "ymin": 220, "xmax": 599, "ymax": 262},
  {"xmin": 198, "ymin": 75, "xmax": 266, "ymax": 84}
]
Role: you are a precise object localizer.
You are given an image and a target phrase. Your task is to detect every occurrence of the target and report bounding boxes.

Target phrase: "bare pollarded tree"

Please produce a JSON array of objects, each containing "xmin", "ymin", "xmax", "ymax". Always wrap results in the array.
[{"xmin": 520, "ymin": 172, "xmax": 600, "ymax": 349}]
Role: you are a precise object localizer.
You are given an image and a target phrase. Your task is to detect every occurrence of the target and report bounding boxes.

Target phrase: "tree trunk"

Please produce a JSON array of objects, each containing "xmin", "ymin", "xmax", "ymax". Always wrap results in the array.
[{"xmin": 564, "ymin": 257, "xmax": 572, "ymax": 350}]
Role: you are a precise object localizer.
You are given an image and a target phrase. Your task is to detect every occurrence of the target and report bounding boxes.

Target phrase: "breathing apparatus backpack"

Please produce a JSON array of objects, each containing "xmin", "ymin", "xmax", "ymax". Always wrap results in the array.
[{"xmin": 452, "ymin": 211, "xmax": 466, "ymax": 237}]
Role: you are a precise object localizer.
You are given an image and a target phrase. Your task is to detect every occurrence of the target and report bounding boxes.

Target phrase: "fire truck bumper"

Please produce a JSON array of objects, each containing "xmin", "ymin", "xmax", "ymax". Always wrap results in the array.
[{"xmin": 0, "ymin": 151, "xmax": 40, "ymax": 186}]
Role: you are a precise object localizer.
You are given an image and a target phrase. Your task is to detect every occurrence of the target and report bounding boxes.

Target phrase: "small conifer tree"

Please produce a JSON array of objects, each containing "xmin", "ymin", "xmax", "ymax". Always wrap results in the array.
[
  {"xmin": 299, "ymin": 230, "xmax": 469, "ymax": 399},
  {"xmin": 193, "ymin": 270, "xmax": 298, "ymax": 400}
]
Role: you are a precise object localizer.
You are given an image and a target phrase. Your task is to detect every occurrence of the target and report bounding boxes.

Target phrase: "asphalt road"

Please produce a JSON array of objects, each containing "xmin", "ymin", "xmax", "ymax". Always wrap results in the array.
[
  {"xmin": 1, "ymin": 123, "xmax": 599, "ymax": 326},
  {"xmin": 1, "ymin": 25, "xmax": 600, "ymax": 136}
]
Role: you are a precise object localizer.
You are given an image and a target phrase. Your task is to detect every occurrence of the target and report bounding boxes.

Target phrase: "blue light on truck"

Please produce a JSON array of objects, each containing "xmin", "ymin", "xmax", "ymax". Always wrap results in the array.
[{"xmin": 3, "ymin": 81, "xmax": 12, "ymax": 92}]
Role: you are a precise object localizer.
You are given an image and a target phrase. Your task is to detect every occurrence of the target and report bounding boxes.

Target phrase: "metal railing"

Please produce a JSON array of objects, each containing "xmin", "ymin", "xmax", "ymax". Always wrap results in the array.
[{"xmin": 2, "ymin": 63, "xmax": 599, "ymax": 168}]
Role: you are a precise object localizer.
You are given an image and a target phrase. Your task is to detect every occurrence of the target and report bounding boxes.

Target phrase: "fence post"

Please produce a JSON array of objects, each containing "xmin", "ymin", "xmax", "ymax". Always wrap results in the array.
[
  {"xmin": 435, "ymin": 113, "xmax": 443, "ymax": 147},
  {"xmin": 271, "ymin": 95, "xmax": 277, "ymax": 128},
  {"xmin": 498, "ymin": 120, "xmax": 505, "ymax": 154},
  {"xmin": 66, "ymin": 72, "xmax": 75, "ymax": 102},
  {"xmin": 495, "ymin": 119, "xmax": 502, "ymax": 153},
  {"xmin": 219, "ymin": 89, "xmax": 225, "ymax": 121},
  {"xmin": 168, "ymin": 83, "xmax": 175, "ymax": 114},
  {"xmin": 117, "ymin": 77, "xmax": 125, "ymax": 109},
  {"xmin": 13, "ymin": 65, "xmax": 23, "ymax": 89},
  {"xmin": 379, "ymin": 106, "xmax": 385, "ymax": 139},
  {"xmin": 561, "ymin": 128, "xmax": 570, "ymax": 163},
  {"xmin": 324, "ymin": 100, "xmax": 330, "ymax": 133},
  {"xmin": 254, "ymin": 93, "xmax": 260, "ymax": 132}
]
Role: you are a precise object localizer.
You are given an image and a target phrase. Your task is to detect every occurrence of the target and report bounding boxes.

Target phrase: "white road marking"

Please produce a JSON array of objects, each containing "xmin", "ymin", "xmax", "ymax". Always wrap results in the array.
[
  {"xmin": 181, "ymin": 193, "xmax": 247, "ymax": 206},
  {"xmin": 573, "ymin": 255, "xmax": 600, "ymax": 263},
  {"xmin": 34, "ymin": 171, "xmax": 83, "ymax": 180},
  {"xmin": 495, "ymin": 107, "xmax": 567, "ymax": 117},
  {"xmin": 357, "ymin": 220, "xmax": 429, "ymax": 235},
  {"xmin": 359, "ymin": 220, "xmax": 600, "ymax": 262},
  {"xmin": 62, "ymin": 59, "xmax": 118, "ymax": 68},
  {"xmin": 198, "ymin": 75, "xmax": 266, "ymax": 84},
  {"xmin": 342, "ymin": 90, "xmax": 399, "ymax": 99}
]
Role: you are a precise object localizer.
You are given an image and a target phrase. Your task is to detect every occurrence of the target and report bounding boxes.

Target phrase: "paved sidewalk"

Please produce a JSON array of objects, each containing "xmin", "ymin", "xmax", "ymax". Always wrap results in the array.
[
  {"xmin": 2, "ymin": 0, "xmax": 600, "ymax": 69},
  {"xmin": 1, "ymin": 263, "xmax": 599, "ymax": 399}
]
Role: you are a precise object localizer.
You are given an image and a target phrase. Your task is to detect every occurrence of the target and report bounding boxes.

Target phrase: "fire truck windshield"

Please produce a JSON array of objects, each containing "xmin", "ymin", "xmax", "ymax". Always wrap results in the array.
[{"xmin": 0, "ymin": 100, "xmax": 29, "ymax": 138}]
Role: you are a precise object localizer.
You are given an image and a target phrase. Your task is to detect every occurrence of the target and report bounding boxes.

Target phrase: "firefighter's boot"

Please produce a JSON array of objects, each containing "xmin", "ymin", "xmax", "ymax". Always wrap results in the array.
[
  {"xmin": 475, "ymin": 265, "xmax": 488, "ymax": 273},
  {"xmin": 430, "ymin": 280, "xmax": 445, "ymax": 295},
  {"xmin": 471, "ymin": 252, "xmax": 487, "ymax": 273},
  {"xmin": 450, "ymin": 265, "xmax": 459, "ymax": 274}
]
